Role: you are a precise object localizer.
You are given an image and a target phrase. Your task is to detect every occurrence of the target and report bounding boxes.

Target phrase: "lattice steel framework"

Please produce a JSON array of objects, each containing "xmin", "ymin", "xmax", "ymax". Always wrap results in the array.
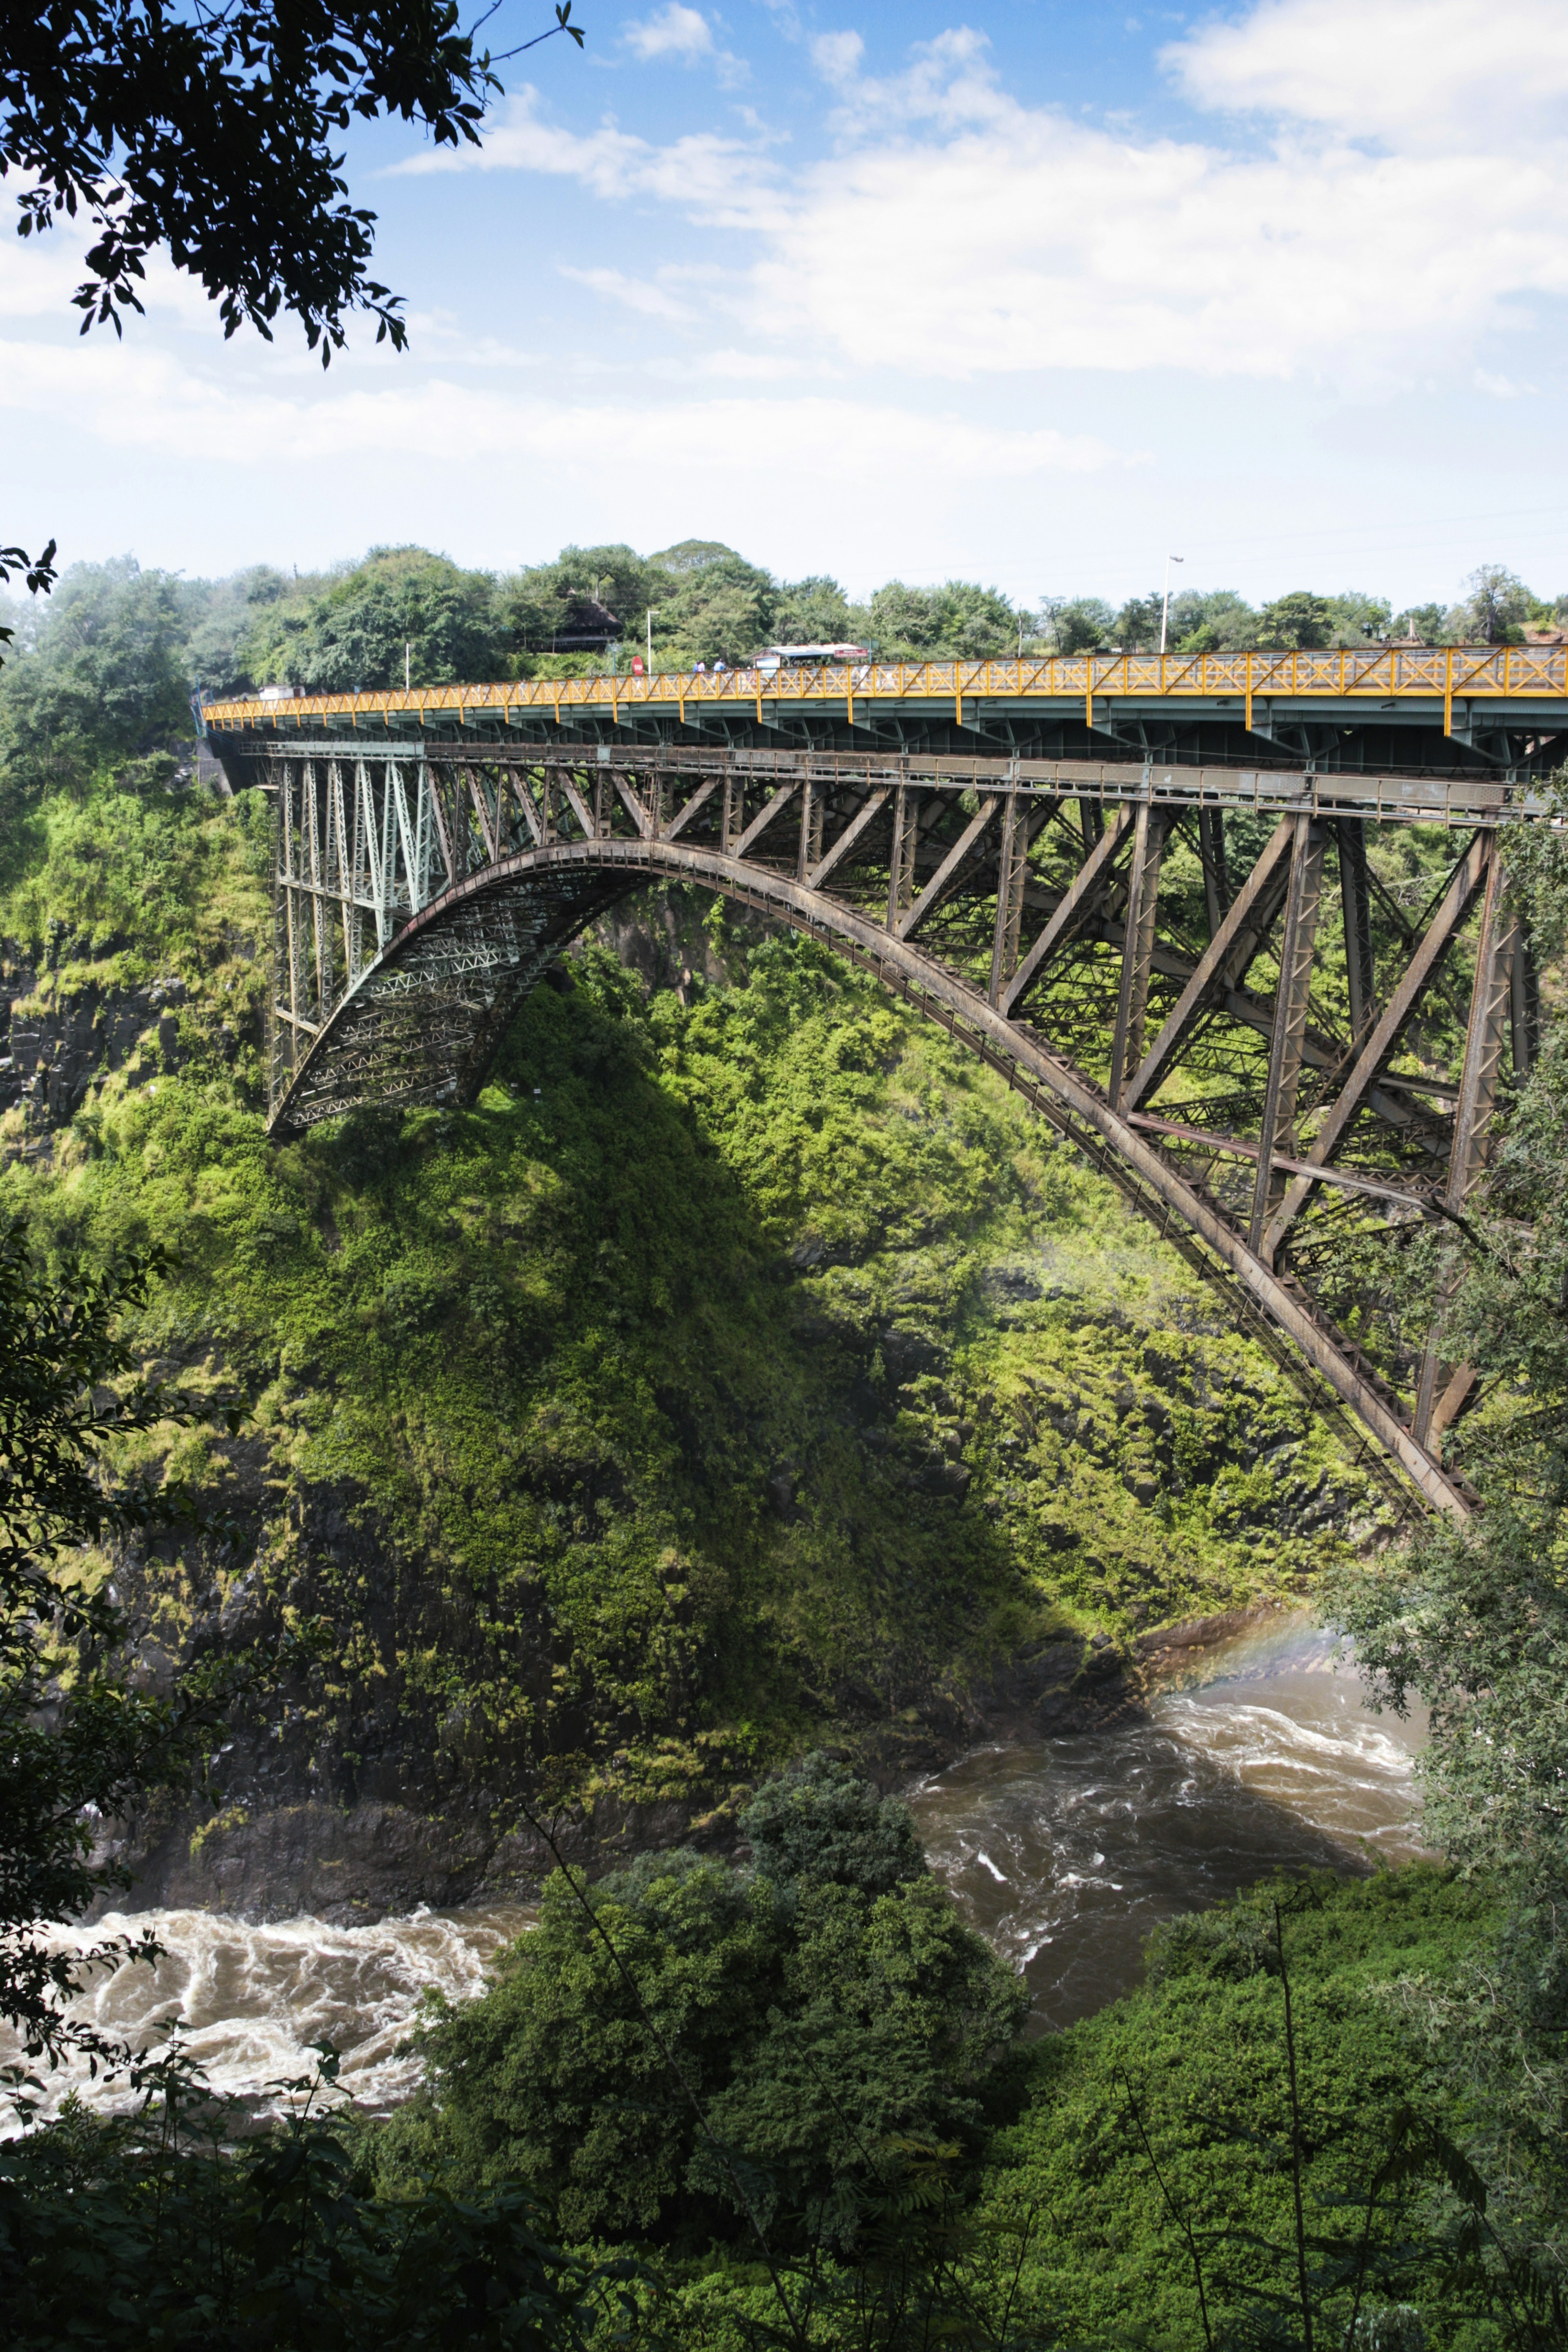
[{"xmin": 234, "ymin": 735, "xmax": 1552, "ymax": 1523}]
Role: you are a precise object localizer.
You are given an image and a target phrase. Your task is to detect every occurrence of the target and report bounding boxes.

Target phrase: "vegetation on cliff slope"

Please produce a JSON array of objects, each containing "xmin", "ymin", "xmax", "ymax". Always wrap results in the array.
[{"xmin": 0, "ymin": 768, "xmax": 1384, "ymax": 1871}]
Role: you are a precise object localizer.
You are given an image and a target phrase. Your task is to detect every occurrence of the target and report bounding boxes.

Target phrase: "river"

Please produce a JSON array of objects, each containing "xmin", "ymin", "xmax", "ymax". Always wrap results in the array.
[{"xmin": 2, "ymin": 1612, "xmax": 1424, "ymax": 2125}]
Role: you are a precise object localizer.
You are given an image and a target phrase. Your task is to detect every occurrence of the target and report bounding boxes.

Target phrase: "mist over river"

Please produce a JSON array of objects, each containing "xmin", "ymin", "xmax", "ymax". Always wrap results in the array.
[{"xmin": 3, "ymin": 1614, "xmax": 1424, "ymax": 2126}]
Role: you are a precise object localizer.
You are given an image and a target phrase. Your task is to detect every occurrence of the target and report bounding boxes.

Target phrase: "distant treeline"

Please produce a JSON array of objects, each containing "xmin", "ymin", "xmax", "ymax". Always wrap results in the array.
[{"xmin": 0, "ymin": 542, "xmax": 1563, "ymax": 804}]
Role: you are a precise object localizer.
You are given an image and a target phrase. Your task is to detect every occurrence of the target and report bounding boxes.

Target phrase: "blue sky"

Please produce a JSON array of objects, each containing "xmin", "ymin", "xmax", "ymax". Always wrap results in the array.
[{"xmin": 4, "ymin": 0, "xmax": 1567, "ymax": 609}]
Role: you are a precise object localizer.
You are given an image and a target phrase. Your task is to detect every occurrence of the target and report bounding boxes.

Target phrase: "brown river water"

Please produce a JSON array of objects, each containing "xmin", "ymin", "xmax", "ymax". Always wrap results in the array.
[{"xmin": 3, "ymin": 1613, "xmax": 1425, "ymax": 2125}]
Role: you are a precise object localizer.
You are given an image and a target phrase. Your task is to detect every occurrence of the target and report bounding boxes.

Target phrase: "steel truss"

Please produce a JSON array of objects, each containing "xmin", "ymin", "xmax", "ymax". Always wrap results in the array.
[{"xmin": 242, "ymin": 737, "xmax": 1553, "ymax": 1521}]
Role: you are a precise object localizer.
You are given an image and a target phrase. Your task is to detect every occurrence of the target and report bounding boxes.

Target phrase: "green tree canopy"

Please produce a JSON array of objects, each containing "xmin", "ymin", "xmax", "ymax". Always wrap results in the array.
[
  {"xmin": 1257, "ymin": 590, "xmax": 1333, "ymax": 650},
  {"xmin": 403, "ymin": 1762, "xmax": 1027, "ymax": 2249},
  {"xmin": 0, "ymin": 558, "xmax": 192, "ymax": 800},
  {"xmin": 1040, "ymin": 596, "xmax": 1114, "ymax": 655},
  {"xmin": 243, "ymin": 547, "xmax": 510, "ymax": 692},
  {"xmin": 1165, "ymin": 588, "xmax": 1258, "ymax": 654},
  {"xmin": 865, "ymin": 580, "xmax": 1023, "ymax": 661},
  {"xmin": 740, "ymin": 1750, "xmax": 926, "ymax": 1894}
]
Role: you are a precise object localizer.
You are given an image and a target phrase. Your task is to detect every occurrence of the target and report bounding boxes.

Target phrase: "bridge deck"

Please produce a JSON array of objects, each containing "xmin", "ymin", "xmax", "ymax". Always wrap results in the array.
[{"xmin": 200, "ymin": 645, "xmax": 1568, "ymax": 782}]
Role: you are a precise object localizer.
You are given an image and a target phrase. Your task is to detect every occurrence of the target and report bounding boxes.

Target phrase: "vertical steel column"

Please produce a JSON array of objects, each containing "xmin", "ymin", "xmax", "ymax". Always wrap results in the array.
[
  {"xmin": 722, "ymin": 773, "xmax": 739, "ymax": 855},
  {"xmin": 1511, "ymin": 931, "xmax": 1538, "ymax": 1080},
  {"xmin": 886, "ymin": 785, "xmax": 921, "ymax": 929},
  {"xmin": 1412, "ymin": 840, "xmax": 1516, "ymax": 1443},
  {"xmin": 270, "ymin": 777, "xmax": 295, "ymax": 1115},
  {"xmin": 645, "ymin": 766, "xmax": 666, "ymax": 839},
  {"xmin": 797, "ymin": 777, "xmax": 824, "ymax": 881},
  {"xmin": 1248, "ymin": 814, "xmax": 1327, "ymax": 1258},
  {"xmin": 1107, "ymin": 802, "xmax": 1169, "ymax": 1112},
  {"xmin": 328, "ymin": 761, "xmax": 354, "ymax": 983},
  {"xmin": 1198, "ymin": 808, "xmax": 1229, "ymax": 941},
  {"xmin": 1336, "ymin": 817, "xmax": 1376, "ymax": 1041},
  {"xmin": 988, "ymin": 791, "xmax": 1029, "ymax": 1004},
  {"xmin": 1081, "ymin": 796, "xmax": 1105, "ymax": 851},
  {"xmin": 303, "ymin": 761, "xmax": 330, "ymax": 1022}
]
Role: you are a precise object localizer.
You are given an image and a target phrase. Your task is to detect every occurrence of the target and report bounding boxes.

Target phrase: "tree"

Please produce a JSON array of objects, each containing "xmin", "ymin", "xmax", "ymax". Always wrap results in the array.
[
  {"xmin": 243, "ymin": 546, "xmax": 509, "ymax": 692},
  {"xmin": 1257, "ymin": 591, "xmax": 1332, "ymax": 650},
  {"xmin": 772, "ymin": 575, "xmax": 855, "ymax": 645},
  {"xmin": 1325, "ymin": 590, "xmax": 1393, "ymax": 646},
  {"xmin": 1165, "ymin": 588, "xmax": 1258, "ymax": 655},
  {"xmin": 742, "ymin": 1750, "xmax": 926, "ymax": 1893},
  {"xmin": 1, "ymin": 2, "xmax": 582, "ymax": 363},
  {"xmin": 865, "ymin": 581, "xmax": 1021, "ymax": 661},
  {"xmin": 653, "ymin": 548, "xmax": 780, "ymax": 666},
  {"xmin": 1391, "ymin": 601, "xmax": 1449, "ymax": 645},
  {"xmin": 0, "ymin": 558, "xmax": 192, "ymax": 801},
  {"xmin": 1110, "ymin": 594, "xmax": 1163, "ymax": 652},
  {"xmin": 1040, "ymin": 597, "xmax": 1114, "ymax": 655},
  {"xmin": 402, "ymin": 1763, "xmax": 1027, "ymax": 2249},
  {"xmin": 1459, "ymin": 563, "xmax": 1537, "ymax": 645},
  {"xmin": 0, "ymin": 1216, "xmax": 236, "ymax": 2079}
]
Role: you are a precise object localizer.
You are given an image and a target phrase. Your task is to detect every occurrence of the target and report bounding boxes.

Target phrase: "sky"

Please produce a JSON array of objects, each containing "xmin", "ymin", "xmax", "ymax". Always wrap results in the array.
[{"xmin": 3, "ymin": 0, "xmax": 1566, "ymax": 609}]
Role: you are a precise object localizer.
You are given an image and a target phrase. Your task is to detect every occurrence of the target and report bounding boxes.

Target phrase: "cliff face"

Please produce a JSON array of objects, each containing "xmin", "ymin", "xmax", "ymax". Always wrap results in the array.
[{"xmin": 2, "ymin": 789, "xmax": 1390, "ymax": 1924}]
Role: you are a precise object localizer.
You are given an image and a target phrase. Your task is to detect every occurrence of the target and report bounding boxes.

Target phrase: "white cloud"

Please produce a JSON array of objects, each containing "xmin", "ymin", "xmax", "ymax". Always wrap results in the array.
[
  {"xmin": 1474, "ymin": 368, "xmax": 1537, "ymax": 398},
  {"xmin": 560, "ymin": 266, "xmax": 698, "ymax": 321},
  {"xmin": 390, "ymin": 7, "xmax": 1568, "ymax": 393},
  {"xmin": 389, "ymin": 87, "xmax": 776, "ymax": 219},
  {"xmin": 751, "ymin": 90, "xmax": 1568, "ymax": 384},
  {"xmin": 1166, "ymin": 0, "xmax": 1568, "ymax": 149},
  {"xmin": 624, "ymin": 4, "xmax": 714, "ymax": 62},
  {"xmin": 0, "ymin": 334, "xmax": 1124, "ymax": 483},
  {"xmin": 811, "ymin": 30, "xmax": 864, "ymax": 86}
]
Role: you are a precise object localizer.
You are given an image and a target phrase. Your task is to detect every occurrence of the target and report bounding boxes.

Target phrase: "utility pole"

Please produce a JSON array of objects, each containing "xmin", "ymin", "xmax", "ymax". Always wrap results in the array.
[
  {"xmin": 1160, "ymin": 555, "xmax": 1184, "ymax": 655},
  {"xmin": 404, "ymin": 639, "xmax": 411, "ymax": 692},
  {"xmin": 647, "ymin": 609, "xmax": 653, "ymax": 670}
]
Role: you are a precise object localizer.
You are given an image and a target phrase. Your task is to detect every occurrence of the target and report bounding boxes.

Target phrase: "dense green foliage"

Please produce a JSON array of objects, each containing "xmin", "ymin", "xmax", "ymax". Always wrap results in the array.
[
  {"xmin": 0, "ymin": 2053, "xmax": 608, "ymax": 2350},
  {"xmin": 740, "ymin": 1751, "xmax": 927, "ymax": 1896},
  {"xmin": 0, "ymin": 1212, "xmax": 236, "ymax": 2070},
  {"xmin": 980, "ymin": 1869, "xmax": 1509, "ymax": 2348},
  {"xmin": 379, "ymin": 1765, "xmax": 1025, "ymax": 2252}
]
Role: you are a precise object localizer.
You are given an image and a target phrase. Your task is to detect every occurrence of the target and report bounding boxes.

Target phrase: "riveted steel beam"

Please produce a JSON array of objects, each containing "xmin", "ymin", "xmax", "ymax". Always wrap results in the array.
[
  {"xmin": 1263, "ymin": 830, "xmax": 1493, "ymax": 1261},
  {"xmin": 1336, "ymin": 817, "xmax": 1376, "ymax": 1041},
  {"xmin": 1108, "ymin": 802, "xmax": 1171, "ymax": 1112},
  {"xmin": 998, "ymin": 806, "xmax": 1136, "ymax": 1018},
  {"xmin": 1198, "ymin": 808, "xmax": 1229, "ymax": 940},
  {"xmin": 1412, "ymin": 846, "xmax": 1518, "ymax": 1443},
  {"xmin": 895, "ymin": 794, "xmax": 999, "ymax": 942},
  {"xmin": 1126, "ymin": 813, "xmax": 1296, "ymax": 1112},
  {"xmin": 1249, "ymin": 814, "xmax": 1327, "ymax": 1259}
]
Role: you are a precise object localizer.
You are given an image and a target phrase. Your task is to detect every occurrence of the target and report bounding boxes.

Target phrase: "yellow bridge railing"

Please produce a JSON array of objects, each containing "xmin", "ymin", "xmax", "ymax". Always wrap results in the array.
[{"xmin": 201, "ymin": 643, "xmax": 1568, "ymax": 742}]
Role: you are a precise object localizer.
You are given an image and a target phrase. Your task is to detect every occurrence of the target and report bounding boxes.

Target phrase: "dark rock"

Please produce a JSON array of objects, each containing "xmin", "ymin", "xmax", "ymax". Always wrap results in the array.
[
  {"xmin": 879, "ymin": 1325, "xmax": 944, "ymax": 1383},
  {"xmin": 766, "ymin": 1467, "xmax": 799, "ymax": 1517}
]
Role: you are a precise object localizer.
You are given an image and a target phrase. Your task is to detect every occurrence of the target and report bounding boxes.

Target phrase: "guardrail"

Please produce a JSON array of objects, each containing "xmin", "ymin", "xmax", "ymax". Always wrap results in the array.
[{"xmin": 200, "ymin": 643, "xmax": 1568, "ymax": 741}]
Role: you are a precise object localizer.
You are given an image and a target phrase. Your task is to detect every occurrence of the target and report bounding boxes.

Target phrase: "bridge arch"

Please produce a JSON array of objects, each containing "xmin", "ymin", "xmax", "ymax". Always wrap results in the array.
[{"xmin": 272, "ymin": 832, "xmax": 1472, "ymax": 1523}]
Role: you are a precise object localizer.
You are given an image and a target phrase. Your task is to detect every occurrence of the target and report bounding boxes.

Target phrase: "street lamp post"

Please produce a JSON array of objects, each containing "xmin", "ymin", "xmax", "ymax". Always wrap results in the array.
[{"xmin": 1160, "ymin": 555, "xmax": 1185, "ymax": 656}]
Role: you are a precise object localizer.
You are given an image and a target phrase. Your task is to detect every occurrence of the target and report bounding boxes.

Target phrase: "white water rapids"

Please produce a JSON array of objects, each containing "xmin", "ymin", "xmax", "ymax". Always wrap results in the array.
[{"xmin": 3, "ymin": 1612, "xmax": 1425, "ymax": 2123}]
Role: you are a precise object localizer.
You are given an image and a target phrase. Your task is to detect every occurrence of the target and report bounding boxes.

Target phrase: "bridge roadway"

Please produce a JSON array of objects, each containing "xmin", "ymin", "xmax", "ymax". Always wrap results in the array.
[
  {"xmin": 202, "ymin": 673, "xmax": 1562, "ymax": 1522},
  {"xmin": 200, "ymin": 643, "xmax": 1568, "ymax": 780}
]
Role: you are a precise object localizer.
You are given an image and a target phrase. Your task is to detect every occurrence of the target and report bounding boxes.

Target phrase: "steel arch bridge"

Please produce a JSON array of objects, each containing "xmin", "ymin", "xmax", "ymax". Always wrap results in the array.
[{"xmin": 203, "ymin": 676, "xmax": 1558, "ymax": 1525}]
